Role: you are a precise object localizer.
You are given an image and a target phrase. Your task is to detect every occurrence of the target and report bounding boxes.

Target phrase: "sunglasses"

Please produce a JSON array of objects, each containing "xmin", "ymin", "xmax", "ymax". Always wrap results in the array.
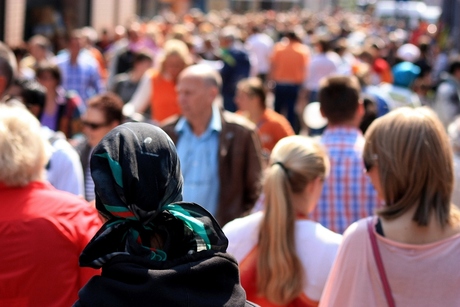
[
  {"xmin": 82, "ymin": 121, "xmax": 109, "ymax": 130},
  {"xmin": 363, "ymin": 159, "xmax": 373, "ymax": 173},
  {"xmin": 363, "ymin": 154, "xmax": 378, "ymax": 173}
]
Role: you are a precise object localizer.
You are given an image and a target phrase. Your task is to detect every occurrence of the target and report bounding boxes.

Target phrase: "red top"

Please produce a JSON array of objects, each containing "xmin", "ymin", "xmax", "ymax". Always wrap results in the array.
[
  {"xmin": 239, "ymin": 247, "xmax": 318, "ymax": 307},
  {"xmin": 0, "ymin": 181, "xmax": 102, "ymax": 307}
]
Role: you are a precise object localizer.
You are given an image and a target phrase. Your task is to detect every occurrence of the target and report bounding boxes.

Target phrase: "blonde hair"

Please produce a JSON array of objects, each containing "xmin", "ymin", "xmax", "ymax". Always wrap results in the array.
[
  {"xmin": 159, "ymin": 39, "xmax": 193, "ymax": 73},
  {"xmin": 0, "ymin": 104, "xmax": 50, "ymax": 186},
  {"xmin": 364, "ymin": 107, "xmax": 455, "ymax": 227},
  {"xmin": 257, "ymin": 135, "xmax": 329, "ymax": 305}
]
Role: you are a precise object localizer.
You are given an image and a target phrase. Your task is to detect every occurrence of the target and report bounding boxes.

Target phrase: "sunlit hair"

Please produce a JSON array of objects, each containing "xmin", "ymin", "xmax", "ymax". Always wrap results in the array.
[
  {"xmin": 159, "ymin": 39, "xmax": 193, "ymax": 73},
  {"xmin": 258, "ymin": 135, "xmax": 329, "ymax": 305},
  {"xmin": 237, "ymin": 77, "xmax": 267, "ymax": 109},
  {"xmin": 364, "ymin": 107, "xmax": 457, "ymax": 227},
  {"xmin": 0, "ymin": 104, "xmax": 50, "ymax": 186}
]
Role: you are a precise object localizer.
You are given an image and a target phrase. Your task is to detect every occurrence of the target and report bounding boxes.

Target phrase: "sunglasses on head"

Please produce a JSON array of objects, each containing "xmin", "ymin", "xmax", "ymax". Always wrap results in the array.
[{"xmin": 82, "ymin": 121, "xmax": 109, "ymax": 130}]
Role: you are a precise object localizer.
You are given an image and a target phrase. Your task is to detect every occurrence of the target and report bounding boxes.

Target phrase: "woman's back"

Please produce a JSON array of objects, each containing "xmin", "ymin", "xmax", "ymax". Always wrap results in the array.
[
  {"xmin": 320, "ymin": 217, "xmax": 460, "ymax": 307},
  {"xmin": 224, "ymin": 212, "xmax": 342, "ymax": 306}
]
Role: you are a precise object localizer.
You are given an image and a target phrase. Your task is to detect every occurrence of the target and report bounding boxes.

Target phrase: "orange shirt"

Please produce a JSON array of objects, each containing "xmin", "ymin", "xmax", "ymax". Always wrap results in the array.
[
  {"xmin": 270, "ymin": 41, "xmax": 309, "ymax": 84},
  {"xmin": 254, "ymin": 109, "xmax": 295, "ymax": 152},
  {"xmin": 150, "ymin": 70, "xmax": 181, "ymax": 122}
]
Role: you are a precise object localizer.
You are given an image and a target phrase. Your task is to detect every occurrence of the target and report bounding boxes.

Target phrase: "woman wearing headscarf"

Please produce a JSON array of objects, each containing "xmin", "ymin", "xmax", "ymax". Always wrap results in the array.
[{"xmin": 74, "ymin": 122, "xmax": 254, "ymax": 307}]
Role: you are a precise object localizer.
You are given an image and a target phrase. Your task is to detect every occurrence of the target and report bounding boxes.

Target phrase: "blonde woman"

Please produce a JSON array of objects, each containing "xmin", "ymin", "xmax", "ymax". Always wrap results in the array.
[
  {"xmin": 123, "ymin": 39, "xmax": 193, "ymax": 123},
  {"xmin": 320, "ymin": 107, "xmax": 460, "ymax": 306},
  {"xmin": 223, "ymin": 135, "xmax": 342, "ymax": 307}
]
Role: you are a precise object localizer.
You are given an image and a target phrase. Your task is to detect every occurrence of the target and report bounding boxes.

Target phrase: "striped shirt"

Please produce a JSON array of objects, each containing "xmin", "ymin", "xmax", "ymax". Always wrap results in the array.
[{"xmin": 311, "ymin": 127, "xmax": 380, "ymax": 233}]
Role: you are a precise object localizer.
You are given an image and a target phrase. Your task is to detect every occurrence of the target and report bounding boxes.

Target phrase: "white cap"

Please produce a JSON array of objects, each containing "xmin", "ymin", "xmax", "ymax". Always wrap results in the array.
[
  {"xmin": 303, "ymin": 102, "xmax": 328, "ymax": 130},
  {"xmin": 396, "ymin": 43, "xmax": 421, "ymax": 62}
]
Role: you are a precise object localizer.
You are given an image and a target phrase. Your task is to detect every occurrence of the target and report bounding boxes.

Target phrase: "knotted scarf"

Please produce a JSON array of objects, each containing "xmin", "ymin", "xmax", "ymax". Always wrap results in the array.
[{"xmin": 79, "ymin": 123, "xmax": 228, "ymax": 268}]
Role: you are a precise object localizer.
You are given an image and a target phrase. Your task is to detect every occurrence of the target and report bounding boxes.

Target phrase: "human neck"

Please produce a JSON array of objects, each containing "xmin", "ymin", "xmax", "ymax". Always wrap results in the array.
[
  {"xmin": 380, "ymin": 205, "xmax": 460, "ymax": 244},
  {"xmin": 189, "ymin": 113, "xmax": 212, "ymax": 137}
]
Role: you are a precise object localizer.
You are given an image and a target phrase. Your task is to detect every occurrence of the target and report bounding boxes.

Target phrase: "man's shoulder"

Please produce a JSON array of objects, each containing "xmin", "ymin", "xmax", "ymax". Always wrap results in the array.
[
  {"xmin": 160, "ymin": 115, "xmax": 181, "ymax": 133},
  {"xmin": 222, "ymin": 110, "xmax": 256, "ymax": 132}
]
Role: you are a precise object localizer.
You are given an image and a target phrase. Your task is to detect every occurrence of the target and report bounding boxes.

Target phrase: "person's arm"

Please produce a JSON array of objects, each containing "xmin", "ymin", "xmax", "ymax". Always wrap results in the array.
[
  {"xmin": 123, "ymin": 71, "xmax": 152, "ymax": 117},
  {"xmin": 47, "ymin": 139, "xmax": 85, "ymax": 197}
]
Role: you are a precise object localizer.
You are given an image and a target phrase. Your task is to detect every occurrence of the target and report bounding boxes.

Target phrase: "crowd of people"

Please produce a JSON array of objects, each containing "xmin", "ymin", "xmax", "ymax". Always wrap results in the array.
[{"xmin": 2, "ymin": 5, "xmax": 460, "ymax": 306}]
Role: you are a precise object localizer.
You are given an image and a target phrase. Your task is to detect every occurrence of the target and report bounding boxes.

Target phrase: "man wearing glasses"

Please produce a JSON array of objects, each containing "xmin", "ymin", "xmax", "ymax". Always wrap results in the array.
[{"xmin": 74, "ymin": 92, "xmax": 123, "ymax": 202}]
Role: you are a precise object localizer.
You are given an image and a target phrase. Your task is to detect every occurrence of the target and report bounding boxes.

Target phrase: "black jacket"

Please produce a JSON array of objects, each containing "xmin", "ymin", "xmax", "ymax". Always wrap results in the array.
[{"xmin": 74, "ymin": 250, "xmax": 255, "ymax": 307}]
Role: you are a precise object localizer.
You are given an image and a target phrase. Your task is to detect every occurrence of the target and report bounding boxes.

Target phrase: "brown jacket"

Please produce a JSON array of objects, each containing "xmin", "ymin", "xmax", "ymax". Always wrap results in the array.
[{"xmin": 161, "ymin": 110, "xmax": 263, "ymax": 226}]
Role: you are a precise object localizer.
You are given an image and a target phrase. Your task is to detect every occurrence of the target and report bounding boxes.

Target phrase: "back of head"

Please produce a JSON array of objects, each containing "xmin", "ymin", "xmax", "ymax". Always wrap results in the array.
[
  {"xmin": 364, "ymin": 107, "xmax": 453, "ymax": 227},
  {"xmin": 258, "ymin": 135, "xmax": 329, "ymax": 305},
  {"xmin": 91, "ymin": 122, "xmax": 183, "ymax": 222},
  {"xmin": 0, "ymin": 104, "xmax": 49, "ymax": 186},
  {"xmin": 10, "ymin": 78, "xmax": 46, "ymax": 118},
  {"xmin": 0, "ymin": 42, "xmax": 17, "ymax": 96},
  {"xmin": 319, "ymin": 75, "xmax": 361, "ymax": 125}
]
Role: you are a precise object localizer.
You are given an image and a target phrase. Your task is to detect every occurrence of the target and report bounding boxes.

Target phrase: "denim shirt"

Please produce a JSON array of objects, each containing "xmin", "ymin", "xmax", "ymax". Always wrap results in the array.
[{"xmin": 175, "ymin": 105, "xmax": 221, "ymax": 215}]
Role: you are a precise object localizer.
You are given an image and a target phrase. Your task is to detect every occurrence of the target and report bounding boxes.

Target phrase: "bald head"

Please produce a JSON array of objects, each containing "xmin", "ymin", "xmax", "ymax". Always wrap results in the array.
[{"xmin": 179, "ymin": 64, "xmax": 222, "ymax": 91}]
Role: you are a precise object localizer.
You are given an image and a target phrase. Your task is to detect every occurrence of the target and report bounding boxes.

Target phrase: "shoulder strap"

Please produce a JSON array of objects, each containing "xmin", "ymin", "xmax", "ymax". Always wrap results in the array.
[{"xmin": 367, "ymin": 217, "xmax": 396, "ymax": 307}]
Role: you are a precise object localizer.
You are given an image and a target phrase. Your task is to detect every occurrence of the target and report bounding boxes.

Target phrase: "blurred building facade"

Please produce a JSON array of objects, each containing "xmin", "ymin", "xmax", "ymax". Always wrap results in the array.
[{"xmin": 1, "ymin": 0, "xmax": 450, "ymax": 50}]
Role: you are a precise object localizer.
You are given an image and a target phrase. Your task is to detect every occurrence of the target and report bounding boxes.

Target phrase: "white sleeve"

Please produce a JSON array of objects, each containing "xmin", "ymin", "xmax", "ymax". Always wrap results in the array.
[
  {"xmin": 46, "ymin": 140, "xmax": 84, "ymax": 196},
  {"xmin": 125, "ymin": 71, "xmax": 152, "ymax": 116}
]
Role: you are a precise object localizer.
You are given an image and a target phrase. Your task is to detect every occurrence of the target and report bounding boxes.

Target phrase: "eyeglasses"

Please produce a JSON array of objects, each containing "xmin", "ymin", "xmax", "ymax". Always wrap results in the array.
[{"xmin": 82, "ymin": 121, "xmax": 109, "ymax": 130}]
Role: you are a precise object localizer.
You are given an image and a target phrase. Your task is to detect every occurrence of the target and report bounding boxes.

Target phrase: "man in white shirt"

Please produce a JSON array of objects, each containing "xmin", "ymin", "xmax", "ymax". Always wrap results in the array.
[{"xmin": 245, "ymin": 26, "xmax": 274, "ymax": 82}]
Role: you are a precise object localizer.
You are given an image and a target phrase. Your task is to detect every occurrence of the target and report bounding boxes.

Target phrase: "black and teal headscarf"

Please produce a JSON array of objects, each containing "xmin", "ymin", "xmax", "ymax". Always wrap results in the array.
[{"xmin": 79, "ymin": 122, "xmax": 228, "ymax": 268}]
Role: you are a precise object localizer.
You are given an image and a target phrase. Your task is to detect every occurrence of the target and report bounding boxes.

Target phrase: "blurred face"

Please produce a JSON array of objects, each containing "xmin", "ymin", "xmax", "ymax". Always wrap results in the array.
[
  {"xmin": 29, "ymin": 44, "xmax": 46, "ymax": 60},
  {"xmin": 36, "ymin": 71, "xmax": 58, "ymax": 91},
  {"xmin": 133, "ymin": 59, "xmax": 153, "ymax": 75},
  {"xmin": 82, "ymin": 108, "xmax": 118, "ymax": 147},
  {"xmin": 163, "ymin": 54, "xmax": 186, "ymax": 81},
  {"xmin": 177, "ymin": 75, "xmax": 214, "ymax": 121},
  {"xmin": 235, "ymin": 88, "xmax": 254, "ymax": 112}
]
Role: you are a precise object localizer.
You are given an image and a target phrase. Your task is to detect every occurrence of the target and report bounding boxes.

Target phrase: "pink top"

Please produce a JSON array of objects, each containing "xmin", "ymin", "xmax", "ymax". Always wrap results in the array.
[{"xmin": 320, "ymin": 217, "xmax": 460, "ymax": 307}]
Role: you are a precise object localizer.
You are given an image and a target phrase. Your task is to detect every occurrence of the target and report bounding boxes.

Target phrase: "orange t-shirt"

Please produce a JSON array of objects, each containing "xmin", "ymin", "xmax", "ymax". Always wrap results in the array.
[
  {"xmin": 255, "ymin": 109, "xmax": 295, "ymax": 152},
  {"xmin": 237, "ymin": 109, "xmax": 294, "ymax": 152},
  {"xmin": 270, "ymin": 41, "xmax": 309, "ymax": 84},
  {"xmin": 150, "ymin": 70, "xmax": 181, "ymax": 122}
]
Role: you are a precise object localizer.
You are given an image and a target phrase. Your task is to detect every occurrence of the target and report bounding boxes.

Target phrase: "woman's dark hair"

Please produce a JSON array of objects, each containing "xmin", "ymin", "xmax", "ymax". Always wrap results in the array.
[{"xmin": 35, "ymin": 62, "xmax": 62, "ymax": 85}]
